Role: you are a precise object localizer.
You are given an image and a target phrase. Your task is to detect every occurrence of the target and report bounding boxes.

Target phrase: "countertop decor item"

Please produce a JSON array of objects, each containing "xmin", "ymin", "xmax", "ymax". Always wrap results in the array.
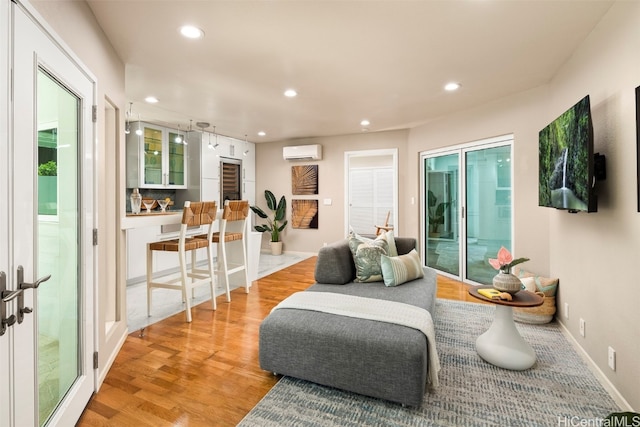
[
  {"xmin": 488, "ymin": 246, "xmax": 529, "ymax": 294},
  {"xmin": 130, "ymin": 188, "xmax": 142, "ymax": 214}
]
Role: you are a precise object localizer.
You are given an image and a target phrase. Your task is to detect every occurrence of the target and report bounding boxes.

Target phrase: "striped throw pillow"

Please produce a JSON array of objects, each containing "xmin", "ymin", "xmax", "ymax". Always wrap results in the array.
[{"xmin": 380, "ymin": 249, "xmax": 424, "ymax": 287}]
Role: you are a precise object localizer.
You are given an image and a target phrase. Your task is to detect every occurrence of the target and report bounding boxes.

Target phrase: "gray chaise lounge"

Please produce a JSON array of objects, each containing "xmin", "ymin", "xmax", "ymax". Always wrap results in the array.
[{"xmin": 259, "ymin": 237, "xmax": 437, "ymax": 407}]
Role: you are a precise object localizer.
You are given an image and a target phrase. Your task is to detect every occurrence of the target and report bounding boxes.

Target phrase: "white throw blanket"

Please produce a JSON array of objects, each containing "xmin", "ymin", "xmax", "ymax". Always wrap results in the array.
[{"xmin": 272, "ymin": 291, "xmax": 440, "ymax": 388}]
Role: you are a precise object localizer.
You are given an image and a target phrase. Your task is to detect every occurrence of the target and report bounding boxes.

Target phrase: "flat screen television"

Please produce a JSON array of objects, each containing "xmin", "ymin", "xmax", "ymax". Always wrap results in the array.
[{"xmin": 538, "ymin": 95, "xmax": 604, "ymax": 213}]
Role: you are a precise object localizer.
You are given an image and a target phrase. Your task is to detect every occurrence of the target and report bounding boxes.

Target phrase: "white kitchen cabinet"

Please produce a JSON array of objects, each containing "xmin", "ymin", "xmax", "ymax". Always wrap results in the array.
[
  {"xmin": 126, "ymin": 225, "xmax": 163, "ymax": 282},
  {"xmin": 243, "ymin": 180, "xmax": 256, "ymax": 207},
  {"xmin": 242, "ymin": 144, "xmax": 256, "ymax": 182},
  {"xmin": 202, "ymin": 177, "xmax": 220, "ymax": 205},
  {"xmin": 126, "ymin": 122, "xmax": 188, "ymax": 189}
]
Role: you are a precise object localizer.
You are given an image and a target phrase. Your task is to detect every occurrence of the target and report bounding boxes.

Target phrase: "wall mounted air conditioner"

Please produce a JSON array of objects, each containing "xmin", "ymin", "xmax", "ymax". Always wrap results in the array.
[{"xmin": 283, "ymin": 144, "xmax": 323, "ymax": 161}]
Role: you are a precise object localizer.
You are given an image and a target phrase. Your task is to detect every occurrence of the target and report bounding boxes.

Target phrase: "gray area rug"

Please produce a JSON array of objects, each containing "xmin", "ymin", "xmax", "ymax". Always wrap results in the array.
[{"xmin": 239, "ymin": 299, "xmax": 620, "ymax": 426}]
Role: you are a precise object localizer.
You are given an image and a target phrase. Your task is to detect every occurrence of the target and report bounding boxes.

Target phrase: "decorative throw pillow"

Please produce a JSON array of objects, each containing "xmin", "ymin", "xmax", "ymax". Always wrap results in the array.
[
  {"xmin": 346, "ymin": 229, "xmax": 398, "ymax": 257},
  {"xmin": 511, "ymin": 266, "xmax": 558, "ymax": 296},
  {"xmin": 380, "ymin": 230, "xmax": 398, "ymax": 257},
  {"xmin": 380, "ymin": 249, "xmax": 424, "ymax": 287},
  {"xmin": 511, "ymin": 266, "xmax": 559, "ymax": 324},
  {"xmin": 348, "ymin": 233, "xmax": 388, "ymax": 282}
]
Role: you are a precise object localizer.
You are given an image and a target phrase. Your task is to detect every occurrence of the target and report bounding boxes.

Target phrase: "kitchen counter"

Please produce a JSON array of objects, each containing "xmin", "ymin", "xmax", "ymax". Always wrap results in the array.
[
  {"xmin": 121, "ymin": 209, "xmax": 262, "ymax": 285},
  {"xmin": 121, "ymin": 211, "xmax": 182, "ymax": 230}
]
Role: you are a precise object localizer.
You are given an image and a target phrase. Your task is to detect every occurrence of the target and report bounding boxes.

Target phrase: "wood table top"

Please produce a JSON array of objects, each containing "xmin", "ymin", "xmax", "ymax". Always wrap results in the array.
[{"xmin": 468, "ymin": 286, "xmax": 544, "ymax": 308}]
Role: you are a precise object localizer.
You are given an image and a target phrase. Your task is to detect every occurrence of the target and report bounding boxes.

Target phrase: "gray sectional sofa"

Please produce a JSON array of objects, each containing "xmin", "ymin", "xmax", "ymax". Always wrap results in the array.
[{"xmin": 259, "ymin": 237, "xmax": 438, "ymax": 407}]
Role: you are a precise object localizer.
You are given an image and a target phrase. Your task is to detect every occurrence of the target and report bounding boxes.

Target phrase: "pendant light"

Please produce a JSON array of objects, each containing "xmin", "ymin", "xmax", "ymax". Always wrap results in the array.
[
  {"xmin": 185, "ymin": 119, "xmax": 193, "ymax": 145},
  {"xmin": 135, "ymin": 114, "xmax": 143, "ymax": 136},
  {"xmin": 243, "ymin": 134, "xmax": 249, "ymax": 156},
  {"xmin": 125, "ymin": 102, "xmax": 133, "ymax": 134},
  {"xmin": 209, "ymin": 126, "xmax": 219, "ymax": 149},
  {"xmin": 175, "ymin": 124, "xmax": 183, "ymax": 144}
]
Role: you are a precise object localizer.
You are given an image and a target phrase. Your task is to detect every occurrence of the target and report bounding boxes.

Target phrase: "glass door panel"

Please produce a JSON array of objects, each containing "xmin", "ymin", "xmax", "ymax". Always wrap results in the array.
[
  {"xmin": 465, "ymin": 145, "xmax": 512, "ymax": 284},
  {"xmin": 36, "ymin": 68, "xmax": 81, "ymax": 426},
  {"xmin": 422, "ymin": 136, "xmax": 513, "ymax": 284},
  {"xmin": 143, "ymin": 125, "xmax": 163, "ymax": 185},
  {"xmin": 424, "ymin": 153, "xmax": 459, "ymax": 276},
  {"xmin": 168, "ymin": 131, "xmax": 185, "ymax": 186}
]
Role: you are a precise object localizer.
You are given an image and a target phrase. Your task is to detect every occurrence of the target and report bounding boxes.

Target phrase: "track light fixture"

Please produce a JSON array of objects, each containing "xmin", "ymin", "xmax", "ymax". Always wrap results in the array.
[
  {"xmin": 135, "ymin": 114, "xmax": 143, "ymax": 136},
  {"xmin": 125, "ymin": 102, "xmax": 133, "ymax": 134}
]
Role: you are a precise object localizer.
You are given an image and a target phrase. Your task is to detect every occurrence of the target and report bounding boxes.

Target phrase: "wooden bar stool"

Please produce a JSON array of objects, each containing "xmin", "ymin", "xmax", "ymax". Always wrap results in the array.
[
  {"xmin": 212, "ymin": 200, "xmax": 250, "ymax": 298},
  {"xmin": 146, "ymin": 201, "xmax": 217, "ymax": 323}
]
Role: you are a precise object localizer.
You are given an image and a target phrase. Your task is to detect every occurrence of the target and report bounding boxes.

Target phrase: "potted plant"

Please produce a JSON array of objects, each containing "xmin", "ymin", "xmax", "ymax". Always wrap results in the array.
[
  {"xmin": 250, "ymin": 190, "xmax": 288, "ymax": 255},
  {"xmin": 427, "ymin": 189, "xmax": 452, "ymax": 238},
  {"xmin": 38, "ymin": 160, "xmax": 57, "ymax": 215}
]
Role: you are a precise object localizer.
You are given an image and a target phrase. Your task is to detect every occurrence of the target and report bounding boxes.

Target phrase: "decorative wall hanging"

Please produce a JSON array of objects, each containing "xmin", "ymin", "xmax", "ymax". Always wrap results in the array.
[
  {"xmin": 292, "ymin": 165, "xmax": 319, "ymax": 195},
  {"xmin": 292, "ymin": 199, "xmax": 319, "ymax": 229}
]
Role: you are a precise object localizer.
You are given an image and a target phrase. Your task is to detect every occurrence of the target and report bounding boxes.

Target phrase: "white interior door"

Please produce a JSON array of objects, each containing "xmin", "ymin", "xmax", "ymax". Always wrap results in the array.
[
  {"xmin": 345, "ymin": 149, "xmax": 398, "ymax": 237},
  {"xmin": 1, "ymin": 2, "xmax": 96, "ymax": 426}
]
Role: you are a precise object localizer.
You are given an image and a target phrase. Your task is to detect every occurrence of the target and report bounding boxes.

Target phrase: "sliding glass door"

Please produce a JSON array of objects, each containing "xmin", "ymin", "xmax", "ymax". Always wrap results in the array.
[{"xmin": 422, "ymin": 136, "xmax": 513, "ymax": 284}]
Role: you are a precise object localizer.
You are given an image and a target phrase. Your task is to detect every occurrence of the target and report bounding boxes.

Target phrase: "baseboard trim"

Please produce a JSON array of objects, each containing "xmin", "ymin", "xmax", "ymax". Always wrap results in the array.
[{"xmin": 557, "ymin": 319, "xmax": 634, "ymax": 411}]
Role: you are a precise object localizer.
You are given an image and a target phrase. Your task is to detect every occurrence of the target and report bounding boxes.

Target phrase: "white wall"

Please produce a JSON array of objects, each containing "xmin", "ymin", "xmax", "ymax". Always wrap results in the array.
[
  {"xmin": 254, "ymin": 129, "xmax": 409, "ymax": 253},
  {"xmin": 407, "ymin": 1, "xmax": 639, "ymax": 410},
  {"xmin": 546, "ymin": 1, "xmax": 639, "ymax": 410}
]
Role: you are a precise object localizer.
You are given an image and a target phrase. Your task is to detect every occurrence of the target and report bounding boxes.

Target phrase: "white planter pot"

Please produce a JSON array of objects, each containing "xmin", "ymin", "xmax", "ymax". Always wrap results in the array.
[{"xmin": 270, "ymin": 241, "xmax": 283, "ymax": 256}]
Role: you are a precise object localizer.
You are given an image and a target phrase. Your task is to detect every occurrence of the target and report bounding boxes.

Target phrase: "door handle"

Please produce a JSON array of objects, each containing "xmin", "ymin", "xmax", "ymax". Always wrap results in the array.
[
  {"xmin": 0, "ymin": 271, "xmax": 19, "ymax": 336},
  {"xmin": 16, "ymin": 265, "xmax": 51, "ymax": 324}
]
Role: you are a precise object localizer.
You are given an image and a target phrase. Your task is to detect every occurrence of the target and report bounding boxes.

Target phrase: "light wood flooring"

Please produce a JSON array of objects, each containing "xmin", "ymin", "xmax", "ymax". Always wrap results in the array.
[{"xmin": 76, "ymin": 257, "xmax": 476, "ymax": 427}]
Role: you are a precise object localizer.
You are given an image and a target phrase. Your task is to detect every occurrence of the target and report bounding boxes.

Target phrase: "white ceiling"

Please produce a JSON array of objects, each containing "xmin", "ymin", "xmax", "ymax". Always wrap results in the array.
[{"xmin": 86, "ymin": 0, "xmax": 613, "ymax": 143}]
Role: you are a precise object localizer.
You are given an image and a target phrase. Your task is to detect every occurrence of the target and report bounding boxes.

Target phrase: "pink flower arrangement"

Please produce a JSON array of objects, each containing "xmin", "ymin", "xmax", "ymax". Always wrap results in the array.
[{"xmin": 488, "ymin": 246, "xmax": 529, "ymax": 274}]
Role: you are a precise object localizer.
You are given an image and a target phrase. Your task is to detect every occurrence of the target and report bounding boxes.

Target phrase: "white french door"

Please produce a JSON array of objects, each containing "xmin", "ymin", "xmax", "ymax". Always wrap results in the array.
[{"xmin": 1, "ymin": 2, "xmax": 95, "ymax": 426}]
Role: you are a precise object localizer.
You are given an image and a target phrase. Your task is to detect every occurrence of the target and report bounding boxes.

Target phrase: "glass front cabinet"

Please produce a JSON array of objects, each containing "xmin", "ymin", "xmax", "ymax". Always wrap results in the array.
[{"xmin": 126, "ymin": 122, "xmax": 187, "ymax": 189}]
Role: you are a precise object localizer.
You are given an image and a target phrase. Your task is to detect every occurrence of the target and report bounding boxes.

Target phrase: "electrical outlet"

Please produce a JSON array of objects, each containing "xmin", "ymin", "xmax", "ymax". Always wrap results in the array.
[
  {"xmin": 608, "ymin": 347, "xmax": 616, "ymax": 371},
  {"xmin": 564, "ymin": 303, "xmax": 569, "ymax": 319},
  {"xmin": 579, "ymin": 318, "xmax": 585, "ymax": 337}
]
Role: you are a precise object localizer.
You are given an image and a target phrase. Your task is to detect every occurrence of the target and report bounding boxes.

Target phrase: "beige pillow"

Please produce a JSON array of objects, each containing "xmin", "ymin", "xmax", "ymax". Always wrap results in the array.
[
  {"xmin": 511, "ymin": 266, "xmax": 558, "ymax": 296},
  {"xmin": 380, "ymin": 249, "xmax": 424, "ymax": 287}
]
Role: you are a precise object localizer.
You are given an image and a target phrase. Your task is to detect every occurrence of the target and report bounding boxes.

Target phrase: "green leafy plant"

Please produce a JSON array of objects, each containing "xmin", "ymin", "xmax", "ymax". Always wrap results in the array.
[
  {"xmin": 427, "ymin": 189, "xmax": 451, "ymax": 233},
  {"xmin": 250, "ymin": 190, "xmax": 288, "ymax": 242},
  {"xmin": 38, "ymin": 160, "xmax": 57, "ymax": 176}
]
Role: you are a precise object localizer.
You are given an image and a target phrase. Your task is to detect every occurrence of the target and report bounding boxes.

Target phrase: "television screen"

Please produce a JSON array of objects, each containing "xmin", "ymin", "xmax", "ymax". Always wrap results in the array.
[{"xmin": 538, "ymin": 95, "xmax": 596, "ymax": 212}]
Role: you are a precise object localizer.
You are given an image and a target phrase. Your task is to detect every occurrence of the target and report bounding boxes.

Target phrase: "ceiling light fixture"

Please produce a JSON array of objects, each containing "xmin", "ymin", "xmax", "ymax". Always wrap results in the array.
[
  {"xmin": 125, "ymin": 102, "xmax": 133, "ymax": 134},
  {"xmin": 175, "ymin": 124, "xmax": 183, "ymax": 144},
  {"xmin": 360, "ymin": 119, "xmax": 370, "ymax": 126},
  {"xmin": 209, "ymin": 126, "xmax": 219, "ymax": 150},
  {"xmin": 444, "ymin": 82, "xmax": 461, "ymax": 92},
  {"xmin": 257, "ymin": 131, "xmax": 266, "ymax": 137},
  {"xmin": 135, "ymin": 114, "xmax": 143, "ymax": 136},
  {"xmin": 144, "ymin": 96, "xmax": 159, "ymax": 104},
  {"xmin": 284, "ymin": 89, "xmax": 297, "ymax": 98},
  {"xmin": 179, "ymin": 25, "xmax": 204, "ymax": 39}
]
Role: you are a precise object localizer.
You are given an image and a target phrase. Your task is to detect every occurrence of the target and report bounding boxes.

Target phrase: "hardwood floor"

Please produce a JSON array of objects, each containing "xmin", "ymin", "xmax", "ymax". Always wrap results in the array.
[{"xmin": 76, "ymin": 257, "xmax": 474, "ymax": 426}]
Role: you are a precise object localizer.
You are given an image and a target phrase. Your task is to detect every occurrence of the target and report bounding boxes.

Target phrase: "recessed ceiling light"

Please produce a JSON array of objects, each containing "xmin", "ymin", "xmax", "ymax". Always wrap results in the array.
[
  {"xmin": 284, "ymin": 89, "xmax": 297, "ymax": 98},
  {"xmin": 360, "ymin": 119, "xmax": 370, "ymax": 126},
  {"xmin": 144, "ymin": 96, "xmax": 159, "ymax": 104},
  {"xmin": 444, "ymin": 82, "xmax": 461, "ymax": 92},
  {"xmin": 258, "ymin": 131, "xmax": 266, "ymax": 136},
  {"xmin": 179, "ymin": 25, "xmax": 204, "ymax": 39}
]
